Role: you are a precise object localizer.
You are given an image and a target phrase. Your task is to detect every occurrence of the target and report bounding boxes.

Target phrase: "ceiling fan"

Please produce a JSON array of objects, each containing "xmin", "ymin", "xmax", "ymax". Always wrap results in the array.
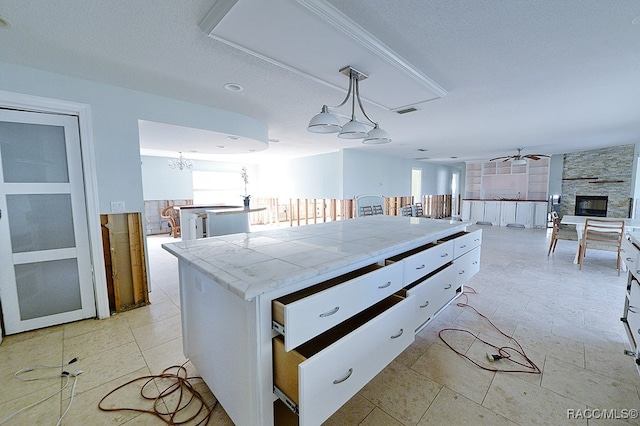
[{"xmin": 489, "ymin": 148, "xmax": 550, "ymax": 164}]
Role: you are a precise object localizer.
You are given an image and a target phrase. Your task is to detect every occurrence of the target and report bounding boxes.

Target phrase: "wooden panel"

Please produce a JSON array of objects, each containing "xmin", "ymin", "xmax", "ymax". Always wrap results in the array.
[{"xmin": 101, "ymin": 213, "xmax": 149, "ymax": 312}]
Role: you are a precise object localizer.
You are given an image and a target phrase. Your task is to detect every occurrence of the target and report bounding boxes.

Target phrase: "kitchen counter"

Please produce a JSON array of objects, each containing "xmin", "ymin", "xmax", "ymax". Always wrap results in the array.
[
  {"xmin": 162, "ymin": 216, "xmax": 480, "ymax": 425},
  {"xmin": 163, "ymin": 215, "xmax": 468, "ymax": 300}
]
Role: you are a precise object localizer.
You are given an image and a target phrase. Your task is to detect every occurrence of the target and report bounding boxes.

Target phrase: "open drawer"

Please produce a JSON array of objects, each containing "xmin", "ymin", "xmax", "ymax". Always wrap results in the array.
[
  {"xmin": 273, "ymin": 294, "xmax": 414, "ymax": 426},
  {"xmin": 386, "ymin": 239, "xmax": 454, "ymax": 285},
  {"xmin": 273, "ymin": 260, "xmax": 404, "ymax": 351},
  {"xmin": 398, "ymin": 263, "xmax": 458, "ymax": 332},
  {"xmin": 438, "ymin": 229, "xmax": 482, "ymax": 259},
  {"xmin": 621, "ymin": 237, "xmax": 640, "ymax": 274}
]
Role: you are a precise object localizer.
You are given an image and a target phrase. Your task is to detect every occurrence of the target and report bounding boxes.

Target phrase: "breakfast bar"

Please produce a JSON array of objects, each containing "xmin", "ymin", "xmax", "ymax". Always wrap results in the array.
[{"xmin": 163, "ymin": 215, "xmax": 481, "ymax": 425}]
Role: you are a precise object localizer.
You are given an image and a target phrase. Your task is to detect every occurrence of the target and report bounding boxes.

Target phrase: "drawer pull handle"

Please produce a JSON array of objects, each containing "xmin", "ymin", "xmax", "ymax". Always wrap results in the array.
[
  {"xmin": 333, "ymin": 368, "xmax": 353, "ymax": 384},
  {"xmin": 440, "ymin": 253, "xmax": 449, "ymax": 258},
  {"xmin": 378, "ymin": 281, "xmax": 391, "ymax": 289},
  {"xmin": 319, "ymin": 306, "xmax": 340, "ymax": 317},
  {"xmin": 390, "ymin": 329, "xmax": 404, "ymax": 339},
  {"xmin": 473, "ymin": 261, "xmax": 478, "ymax": 265},
  {"xmin": 416, "ymin": 264, "xmax": 426, "ymax": 270},
  {"xmin": 458, "ymin": 270, "xmax": 465, "ymax": 275},
  {"xmin": 420, "ymin": 301, "xmax": 430, "ymax": 308},
  {"xmin": 460, "ymin": 244, "xmax": 467, "ymax": 248},
  {"xmin": 626, "ymin": 257, "xmax": 634, "ymax": 262},
  {"xmin": 444, "ymin": 284, "xmax": 452, "ymax": 290},
  {"xmin": 629, "ymin": 306, "xmax": 638, "ymax": 314}
]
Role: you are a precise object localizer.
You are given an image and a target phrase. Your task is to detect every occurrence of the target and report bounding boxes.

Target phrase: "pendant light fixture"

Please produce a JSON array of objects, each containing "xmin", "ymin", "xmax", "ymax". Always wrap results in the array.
[
  {"xmin": 307, "ymin": 66, "xmax": 391, "ymax": 144},
  {"xmin": 168, "ymin": 152, "xmax": 194, "ymax": 170}
]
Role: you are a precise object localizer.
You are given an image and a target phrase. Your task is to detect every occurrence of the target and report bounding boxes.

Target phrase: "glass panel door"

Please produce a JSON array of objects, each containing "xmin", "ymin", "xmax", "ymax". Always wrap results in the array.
[{"xmin": 0, "ymin": 109, "xmax": 95, "ymax": 334}]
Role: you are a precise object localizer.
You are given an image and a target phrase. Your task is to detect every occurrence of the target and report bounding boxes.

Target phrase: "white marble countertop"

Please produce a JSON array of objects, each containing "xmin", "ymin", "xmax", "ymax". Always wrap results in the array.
[{"xmin": 162, "ymin": 215, "xmax": 469, "ymax": 301}]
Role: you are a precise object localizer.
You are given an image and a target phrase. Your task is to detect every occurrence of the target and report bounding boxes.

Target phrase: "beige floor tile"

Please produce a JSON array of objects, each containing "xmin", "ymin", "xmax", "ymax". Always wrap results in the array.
[
  {"xmin": 483, "ymin": 373, "xmax": 587, "ymax": 425},
  {"xmin": 63, "ymin": 320, "xmax": 135, "ymax": 361},
  {"xmin": 394, "ymin": 334, "xmax": 433, "ymax": 368},
  {"xmin": 69, "ymin": 341, "xmax": 147, "ymax": 395},
  {"xmin": 132, "ymin": 315, "xmax": 182, "ymax": 351},
  {"xmin": 0, "ymin": 382, "xmax": 61, "ymax": 425},
  {"xmin": 512, "ymin": 323, "xmax": 585, "ymax": 368},
  {"xmin": 63, "ymin": 315, "xmax": 129, "ymax": 340},
  {"xmin": 410, "ymin": 342, "xmax": 495, "ymax": 404},
  {"xmin": 59, "ymin": 367, "xmax": 152, "ymax": 425},
  {"xmin": 0, "ymin": 330, "xmax": 64, "ymax": 405},
  {"xmin": 584, "ymin": 342, "xmax": 640, "ymax": 388},
  {"xmin": 541, "ymin": 356, "xmax": 640, "ymax": 422},
  {"xmin": 325, "ymin": 393, "xmax": 375, "ymax": 426},
  {"xmin": 0, "ymin": 324, "xmax": 63, "ymax": 347},
  {"xmin": 360, "ymin": 407, "xmax": 404, "ymax": 426},
  {"xmin": 121, "ymin": 300, "xmax": 181, "ymax": 330},
  {"xmin": 360, "ymin": 361, "xmax": 441, "ymax": 425},
  {"xmin": 417, "ymin": 386, "xmax": 518, "ymax": 426},
  {"xmin": 141, "ymin": 337, "xmax": 187, "ymax": 375}
]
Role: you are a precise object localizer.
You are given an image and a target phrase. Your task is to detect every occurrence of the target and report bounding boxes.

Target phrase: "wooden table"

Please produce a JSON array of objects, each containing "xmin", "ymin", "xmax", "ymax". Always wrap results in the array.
[{"xmin": 560, "ymin": 215, "xmax": 640, "ymax": 263}]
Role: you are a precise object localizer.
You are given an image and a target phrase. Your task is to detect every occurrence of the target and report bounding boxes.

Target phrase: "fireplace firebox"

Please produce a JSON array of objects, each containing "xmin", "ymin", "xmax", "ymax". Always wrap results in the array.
[{"xmin": 575, "ymin": 195, "xmax": 608, "ymax": 217}]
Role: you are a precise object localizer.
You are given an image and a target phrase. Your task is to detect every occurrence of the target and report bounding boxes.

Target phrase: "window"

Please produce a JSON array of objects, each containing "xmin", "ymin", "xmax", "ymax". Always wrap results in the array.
[
  {"xmin": 192, "ymin": 171, "xmax": 244, "ymax": 205},
  {"xmin": 411, "ymin": 168, "xmax": 422, "ymax": 203}
]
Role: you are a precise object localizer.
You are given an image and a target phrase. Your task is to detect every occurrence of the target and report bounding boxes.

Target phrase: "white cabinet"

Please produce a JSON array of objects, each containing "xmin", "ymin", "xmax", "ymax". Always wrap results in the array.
[
  {"xmin": 622, "ymin": 232, "xmax": 640, "ymax": 377},
  {"xmin": 483, "ymin": 201, "xmax": 501, "ymax": 225},
  {"xmin": 500, "ymin": 201, "xmax": 534, "ymax": 228},
  {"xmin": 532, "ymin": 202, "xmax": 548, "ymax": 228},
  {"xmin": 461, "ymin": 200, "xmax": 471, "ymax": 221},
  {"xmin": 469, "ymin": 201, "xmax": 485, "ymax": 224}
]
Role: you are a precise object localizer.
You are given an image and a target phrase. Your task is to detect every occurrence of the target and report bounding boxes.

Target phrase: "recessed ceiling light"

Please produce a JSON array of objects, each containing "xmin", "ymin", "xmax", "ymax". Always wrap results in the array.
[
  {"xmin": 224, "ymin": 83, "xmax": 243, "ymax": 92},
  {"xmin": 269, "ymin": 138, "xmax": 280, "ymax": 143},
  {"xmin": 217, "ymin": 145, "xmax": 225, "ymax": 149}
]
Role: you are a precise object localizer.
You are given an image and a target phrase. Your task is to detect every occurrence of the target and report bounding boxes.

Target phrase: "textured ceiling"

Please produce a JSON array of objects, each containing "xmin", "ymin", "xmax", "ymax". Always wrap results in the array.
[{"xmin": 0, "ymin": 0, "xmax": 639, "ymax": 164}]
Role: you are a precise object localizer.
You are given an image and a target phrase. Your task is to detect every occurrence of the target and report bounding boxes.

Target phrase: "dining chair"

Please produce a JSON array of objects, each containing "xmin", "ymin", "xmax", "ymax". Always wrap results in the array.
[
  {"xmin": 161, "ymin": 205, "xmax": 181, "ymax": 238},
  {"xmin": 547, "ymin": 212, "xmax": 576, "ymax": 255},
  {"xmin": 360, "ymin": 205, "xmax": 374, "ymax": 216},
  {"xmin": 578, "ymin": 218, "xmax": 625, "ymax": 275},
  {"xmin": 401, "ymin": 205, "xmax": 412, "ymax": 216},
  {"xmin": 372, "ymin": 205, "xmax": 384, "ymax": 215},
  {"xmin": 414, "ymin": 202, "xmax": 424, "ymax": 217}
]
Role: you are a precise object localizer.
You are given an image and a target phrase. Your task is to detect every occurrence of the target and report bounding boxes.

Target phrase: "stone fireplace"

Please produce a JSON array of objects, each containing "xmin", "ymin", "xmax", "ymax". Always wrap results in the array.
[{"xmin": 575, "ymin": 195, "xmax": 608, "ymax": 217}]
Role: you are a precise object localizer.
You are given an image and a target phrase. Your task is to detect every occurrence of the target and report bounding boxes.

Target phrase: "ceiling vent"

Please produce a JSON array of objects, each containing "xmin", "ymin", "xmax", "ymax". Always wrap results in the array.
[{"xmin": 395, "ymin": 107, "xmax": 418, "ymax": 115}]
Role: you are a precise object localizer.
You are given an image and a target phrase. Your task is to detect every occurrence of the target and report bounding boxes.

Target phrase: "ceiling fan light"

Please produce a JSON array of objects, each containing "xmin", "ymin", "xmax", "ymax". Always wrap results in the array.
[
  {"xmin": 338, "ymin": 119, "xmax": 368, "ymax": 139},
  {"xmin": 307, "ymin": 106, "xmax": 341, "ymax": 133},
  {"xmin": 512, "ymin": 159, "xmax": 527, "ymax": 166},
  {"xmin": 363, "ymin": 125, "xmax": 391, "ymax": 144}
]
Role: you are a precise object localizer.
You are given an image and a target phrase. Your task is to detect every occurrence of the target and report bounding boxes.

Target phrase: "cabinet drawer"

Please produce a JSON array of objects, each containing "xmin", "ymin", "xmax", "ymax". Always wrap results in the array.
[
  {"xmin": 454, "ymin": 246, "xmax": 481, "ymax": 286},
  {"xmin": 273, "ymin": 261, "xmax": 404, "ymax": 351},
  {"xmin": 402, "ymin": 263, "xmax": 458, "ymax": 332},
  {"xmin": 273, "ymin": 295, "xmax": 414, "ymax": 426},
  {"xmin": 452, "ymin": 229, "xmax": 482, "ymax": 258},
  {"xmin": 621, "ymin": 237, "xmax": 640, "ymax": 275},
  {"xmin": 627, "ymin": 279, "xmax": 640, "ymax": 349},
  {"xmin": 388, "ymin": 240, "xmax": 454, "ymax": 285}
]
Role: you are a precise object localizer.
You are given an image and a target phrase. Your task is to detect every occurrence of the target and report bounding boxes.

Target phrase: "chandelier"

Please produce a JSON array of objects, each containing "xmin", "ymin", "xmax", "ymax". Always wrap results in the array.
[
  {"xmin": 307, "ymin": 66, "xmax": 391, "ymax": 144},
  {"xmin": 168, "ymin": 152, "xmax": 193, "ymax": 170}
]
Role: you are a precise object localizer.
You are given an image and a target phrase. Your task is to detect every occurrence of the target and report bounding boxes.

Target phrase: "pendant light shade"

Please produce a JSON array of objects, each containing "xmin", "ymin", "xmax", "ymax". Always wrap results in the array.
[
  {"xmin": 307, "ymin": 105, "xmax": 341, "ymax": 133},
  {"xmin": 338, "ymin": 119, "xmax": 368, "ymax": 139},
  {"xmin": 307, "ymin": 66, "xmax": 391, "ymax": 144},
  {"xmin": 363, "ymin": 124, "xmax": 391, "ymax": 144}
]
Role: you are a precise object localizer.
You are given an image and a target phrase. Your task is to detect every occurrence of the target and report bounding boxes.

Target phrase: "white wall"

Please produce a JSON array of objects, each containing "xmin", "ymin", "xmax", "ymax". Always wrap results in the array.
[
  {"xmin": 0, "ymin": 61, "xmax": 268, "ymax": 214},
  {"xmin": 342, "ymin": 150, "xmax": 454, "ymax": 199}
]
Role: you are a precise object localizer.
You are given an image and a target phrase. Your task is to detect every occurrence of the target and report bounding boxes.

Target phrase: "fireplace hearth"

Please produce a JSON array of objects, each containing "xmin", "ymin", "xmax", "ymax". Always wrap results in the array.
[{"xmin": 575, "ymin": 195, "xmax": 608, "ymax": 217}]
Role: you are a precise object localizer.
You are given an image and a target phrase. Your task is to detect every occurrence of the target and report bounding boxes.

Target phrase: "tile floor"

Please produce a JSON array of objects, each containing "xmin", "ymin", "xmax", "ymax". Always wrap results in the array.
[{"xmin": 1, "ymin": 224, "xmax": 639, "ymax": 425}]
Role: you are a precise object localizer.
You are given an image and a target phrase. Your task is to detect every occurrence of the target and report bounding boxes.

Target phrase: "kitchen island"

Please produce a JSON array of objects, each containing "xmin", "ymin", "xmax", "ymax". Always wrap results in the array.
[{"xmin": 163, "ymin": 215, "xmax": 481, "ymax": 425}]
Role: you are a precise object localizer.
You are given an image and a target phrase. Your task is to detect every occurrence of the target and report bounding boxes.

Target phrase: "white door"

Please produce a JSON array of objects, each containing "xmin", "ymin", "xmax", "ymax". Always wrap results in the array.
[{"xmin": 0, "ymin": 109, "xmax": 96, "ymax": 334}]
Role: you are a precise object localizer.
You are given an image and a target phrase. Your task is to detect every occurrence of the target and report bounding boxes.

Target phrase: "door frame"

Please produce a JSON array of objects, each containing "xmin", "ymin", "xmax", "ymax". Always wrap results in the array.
[{"xmin": 0, "ymin": 90, "xmax": 110, "ymax": 320}]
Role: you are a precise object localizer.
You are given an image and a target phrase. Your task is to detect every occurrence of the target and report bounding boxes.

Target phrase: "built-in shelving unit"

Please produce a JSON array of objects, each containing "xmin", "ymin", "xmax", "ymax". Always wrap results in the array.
[{"xmin": 464, "ymin": 158, "xmax": 549, "ymax": 201}]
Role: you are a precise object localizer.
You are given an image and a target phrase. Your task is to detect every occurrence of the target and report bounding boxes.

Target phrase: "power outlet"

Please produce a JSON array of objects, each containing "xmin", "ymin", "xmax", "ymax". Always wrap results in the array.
[{"xmin": 111, "ymin": 201, "xmax": 126, "ymax": 213}]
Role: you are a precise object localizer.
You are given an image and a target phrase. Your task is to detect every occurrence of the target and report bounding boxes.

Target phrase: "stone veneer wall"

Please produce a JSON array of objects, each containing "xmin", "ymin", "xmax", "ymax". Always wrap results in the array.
[{"xmin": 560, "ymin": 144, "xmax": 634, "ymax": 218}]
